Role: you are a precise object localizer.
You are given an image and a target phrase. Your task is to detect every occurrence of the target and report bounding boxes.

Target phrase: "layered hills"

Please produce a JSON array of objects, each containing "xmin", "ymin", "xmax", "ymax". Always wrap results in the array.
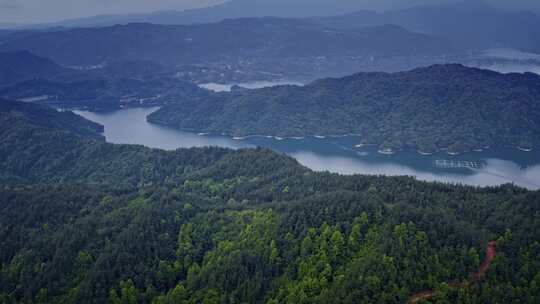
[
  {"xmin": 0, "ymin": 18, "xmax": 453, "ymax": 66},
  {"xmin": 0, "ymin": 100, "xmax": 539, "ymax": 304}
]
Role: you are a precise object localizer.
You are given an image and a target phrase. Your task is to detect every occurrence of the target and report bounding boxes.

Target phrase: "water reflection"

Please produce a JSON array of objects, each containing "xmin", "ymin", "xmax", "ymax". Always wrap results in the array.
[
  {"xmin": 76, "ymin": 107, "xmax": 540, "ymax": 190},
  {"xmin": 76, "ymin": 107, "xmax": 252, "ymax": 150},
  {"xmin": 292, "ymin": 151, "xmax": 540, "ymax": 189}
]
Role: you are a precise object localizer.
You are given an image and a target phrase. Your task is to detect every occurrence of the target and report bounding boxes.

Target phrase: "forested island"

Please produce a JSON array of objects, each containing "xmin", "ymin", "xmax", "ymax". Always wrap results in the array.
[
  {"xmin": 148, "ymin": 64, "xmax": 540, "ymax": 154},
  {"xmin": 1, "ymin": 99, "xmax": 540, "ymax": 303}
]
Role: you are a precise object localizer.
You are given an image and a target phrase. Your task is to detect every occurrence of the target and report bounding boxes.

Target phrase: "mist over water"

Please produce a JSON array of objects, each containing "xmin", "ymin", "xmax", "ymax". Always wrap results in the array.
[
  {"xmin": 483, "ymin": 48, "xmax": 540, "ymax": 61},
  {"xmin": 476, "ymin": 48, "xmax": 540, "ymax": 75},
  {"xmin": 479, "ymin": 63, "xmax": 540, "ymax": 75}
]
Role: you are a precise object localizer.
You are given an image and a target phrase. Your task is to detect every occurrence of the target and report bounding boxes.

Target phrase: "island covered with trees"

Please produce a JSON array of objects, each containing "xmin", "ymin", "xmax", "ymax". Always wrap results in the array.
[
  {"xmin": 1, "ymin": 99, "xmax": 540, "ymax": 303},
  {"xmin": 148, "ymin": 64, "xmax": 540, "ymax": 154}
]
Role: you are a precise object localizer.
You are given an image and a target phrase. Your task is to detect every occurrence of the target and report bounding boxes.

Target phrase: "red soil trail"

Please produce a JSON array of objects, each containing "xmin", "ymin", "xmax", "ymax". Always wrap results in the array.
[
  {"xmin": 408, "ymin": 241, "xmax": 497, "ymax": 304},
  {"xmin": 475, "ymin": 241, "xmax": 497, "ymax": 281}
]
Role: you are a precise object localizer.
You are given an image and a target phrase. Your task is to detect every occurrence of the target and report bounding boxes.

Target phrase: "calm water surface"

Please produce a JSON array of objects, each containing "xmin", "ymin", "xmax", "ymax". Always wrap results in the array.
[
  {"xmin": 76, "ymin": 107, "xmax": 540, "ymax": 190},
  {"xmin": 199, "ymin": 80, "xmax": 304, "ymax": 92}
]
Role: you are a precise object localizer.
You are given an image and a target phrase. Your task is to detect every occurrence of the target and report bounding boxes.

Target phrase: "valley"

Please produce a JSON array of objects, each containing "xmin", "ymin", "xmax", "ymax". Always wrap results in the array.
[
  {"xmin": 1, "ymin": 1, "xmax": 540, "ymax": 303},
  {"xmin": 1, "ymin": 98, "xmax": 539, "ymax": 304},
  {"xmin": 77, "ymin": 107, "xmax": 540, "ymax": 190}
]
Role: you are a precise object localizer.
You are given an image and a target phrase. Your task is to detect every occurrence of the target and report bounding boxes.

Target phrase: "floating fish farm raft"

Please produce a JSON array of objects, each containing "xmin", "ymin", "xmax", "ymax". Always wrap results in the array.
[{"xmin": 434, "ymin": 160, "xmax": 485, "ymax": 169}]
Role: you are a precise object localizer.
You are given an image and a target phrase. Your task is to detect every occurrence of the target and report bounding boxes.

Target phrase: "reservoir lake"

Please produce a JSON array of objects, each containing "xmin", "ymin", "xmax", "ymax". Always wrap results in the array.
[{"xmin": 76, "ymin": 107, "xmax": 540, "ymax": 190}]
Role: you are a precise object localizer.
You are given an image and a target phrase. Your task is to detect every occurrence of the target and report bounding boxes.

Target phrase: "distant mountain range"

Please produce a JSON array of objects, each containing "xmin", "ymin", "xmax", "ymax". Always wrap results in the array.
[
  {"xmin": 0, "ymin": 51, "xmax": 176, "ymax": 86},
  {"xmin": 0, "ymin": 51, "xmax": 68, "ymax": 87},
  {"xmin": 2, "ymin": 0, "xmax": 537, "ymax": 83},
  {"xmin": 12, "ymin": 0, "xmax": 536, "ymax": 56},
  {"xmin": 0, "ymin": 77, "xmax": 209, "ymax": 111},
  {"xmin": 21, "ymin": 0, "xmax": 370, "ymax": 28},
  {"xmin": 0, "ymin": 51, "xmax": 207, "ymax": 110},
  {"xmin": 148, "ymin": 64, "xmax": 540, "ymax": 153},
  {"xmin": 0, "ymin": 18, "xmax": 454, "ymax": 67},
  {"xmin": 312, "ymin": 0, "xmax": 540, "ymax": 53}
]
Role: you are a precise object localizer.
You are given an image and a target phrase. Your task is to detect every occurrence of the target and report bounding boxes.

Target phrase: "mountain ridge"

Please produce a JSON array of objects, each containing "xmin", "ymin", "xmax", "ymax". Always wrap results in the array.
[
  {"xmin": 13, "ymin": 0, "xmax": 370, "ymax": 29},
  {"xmin": 148, "ymin": 64, "xmax": 540, "ymax": 153},
  {"xmin": 0, "ymin": 18, "xmax": 453, "ymax": 67},
  {"xmin": 312, "ymin": 0, "xmax": 540, "ymax": 53},
  {"xmin": 0, "ymin": 50, "xmax": 69, "ymax": 87}
]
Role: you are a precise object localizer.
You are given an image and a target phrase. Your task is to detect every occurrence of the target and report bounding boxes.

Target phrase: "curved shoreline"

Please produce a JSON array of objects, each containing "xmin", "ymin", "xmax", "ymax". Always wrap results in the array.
[
  {"xmin": 200, "ymin": 132, "xmax": 536, "ymax": 155},
  {"xmin": 145, "ymin": 119, "xmax": 536, "ymax": 155}
]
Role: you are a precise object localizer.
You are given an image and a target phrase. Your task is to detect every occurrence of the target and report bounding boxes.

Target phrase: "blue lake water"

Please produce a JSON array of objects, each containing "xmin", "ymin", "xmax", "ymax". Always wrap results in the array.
[{"xmin": 76, "ymin": 107, "xmax": 540, "ymax": 190}]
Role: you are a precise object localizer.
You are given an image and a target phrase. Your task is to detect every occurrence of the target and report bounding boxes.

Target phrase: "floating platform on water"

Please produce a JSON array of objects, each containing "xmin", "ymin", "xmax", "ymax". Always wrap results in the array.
[
  {"xmin": 434, "ymin": 159, "xmax": 485, "ymax": 169},
  {"xmin": 378, "ymin": 149, "xmax": 396, "ymax": 155}
]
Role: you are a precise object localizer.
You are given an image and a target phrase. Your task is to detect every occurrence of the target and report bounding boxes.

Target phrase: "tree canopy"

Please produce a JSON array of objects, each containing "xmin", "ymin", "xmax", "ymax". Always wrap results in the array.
[{"xmin": 1, "ymin": 100, "xmax": 539, "ymax": 303}]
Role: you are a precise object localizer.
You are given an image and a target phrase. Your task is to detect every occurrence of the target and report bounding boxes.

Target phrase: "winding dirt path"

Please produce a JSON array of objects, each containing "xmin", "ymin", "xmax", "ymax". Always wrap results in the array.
[{"xmin": 408, "ymin": 241, "xmax": 497, "ymax": 304}]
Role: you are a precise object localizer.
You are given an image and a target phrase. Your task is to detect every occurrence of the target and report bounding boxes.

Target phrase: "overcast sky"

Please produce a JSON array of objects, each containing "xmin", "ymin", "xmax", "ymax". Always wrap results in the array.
[
  {"xmin": 1, "ymin": 0, "xmax": 540, "ymax": 24},
  {"xmin": 0, "ymin": 0, "xmax": 225, "ymax": 23}
]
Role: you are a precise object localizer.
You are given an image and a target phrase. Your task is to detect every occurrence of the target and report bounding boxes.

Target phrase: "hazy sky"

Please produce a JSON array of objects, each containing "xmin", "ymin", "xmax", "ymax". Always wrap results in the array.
[
  {"xmin": 0, "ymin": 0, "xmax": 225, "ymax": 23},
  {"xmin": 1, "ymin": 0, "xmax": 539, "ymax": 24}
]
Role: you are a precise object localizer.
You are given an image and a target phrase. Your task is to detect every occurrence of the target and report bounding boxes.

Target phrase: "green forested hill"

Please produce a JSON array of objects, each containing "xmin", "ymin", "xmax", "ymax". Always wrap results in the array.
[
  {"xmin": 0, "ymin": 99, "xmax": 104, "ymax": 139},
  {"xmin": 0, "ymin": 51, "xmax": 210, "ymax": 111},
  {"xmin": 0, "ymin": 51, "xmax": 68, "ymax": 87},
  {"xmin": 148, "ymin": 64, "xmax": 540, "ymax": 153},
  {"xmin": 1, "ymin": 101, "xmax": 540, "ymax": 303},
  {"xmin": 0, "ymin": 100, "xmax": 236, "ymax": 186}
]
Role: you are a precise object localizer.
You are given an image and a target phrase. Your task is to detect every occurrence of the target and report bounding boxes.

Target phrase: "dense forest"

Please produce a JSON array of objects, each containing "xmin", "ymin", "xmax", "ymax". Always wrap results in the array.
[
  {"xmin": 148, "ymin": 64, "xmax": 540, "ymax": 153},
  {"xmin": 0, "ymin": 99, "xmax": 104, "ymax": 140},
  {"xmin": 0, "ymin": 51, "xmax": 208, "ymax": 111},
  {"xmin": 1, "ymin": 99, "xmax": 540, "ymax": 303},
  {"xmin": 0, "ymin": 77, "xmax": 208, "ymax": 111},
  {"xmin": 0, "ymin": 51, "xmax": 68, "ymax": 87}
]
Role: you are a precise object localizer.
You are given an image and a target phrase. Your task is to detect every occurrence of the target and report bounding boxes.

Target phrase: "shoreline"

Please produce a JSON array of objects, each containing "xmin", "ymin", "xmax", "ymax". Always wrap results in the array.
[
  {"xmin": 199, "ymin": 132, "xmax": 365, "ymax": 141},
  {"xmin": 144, "ymin": 119, "xmax": 536, "ymax": 155}
]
